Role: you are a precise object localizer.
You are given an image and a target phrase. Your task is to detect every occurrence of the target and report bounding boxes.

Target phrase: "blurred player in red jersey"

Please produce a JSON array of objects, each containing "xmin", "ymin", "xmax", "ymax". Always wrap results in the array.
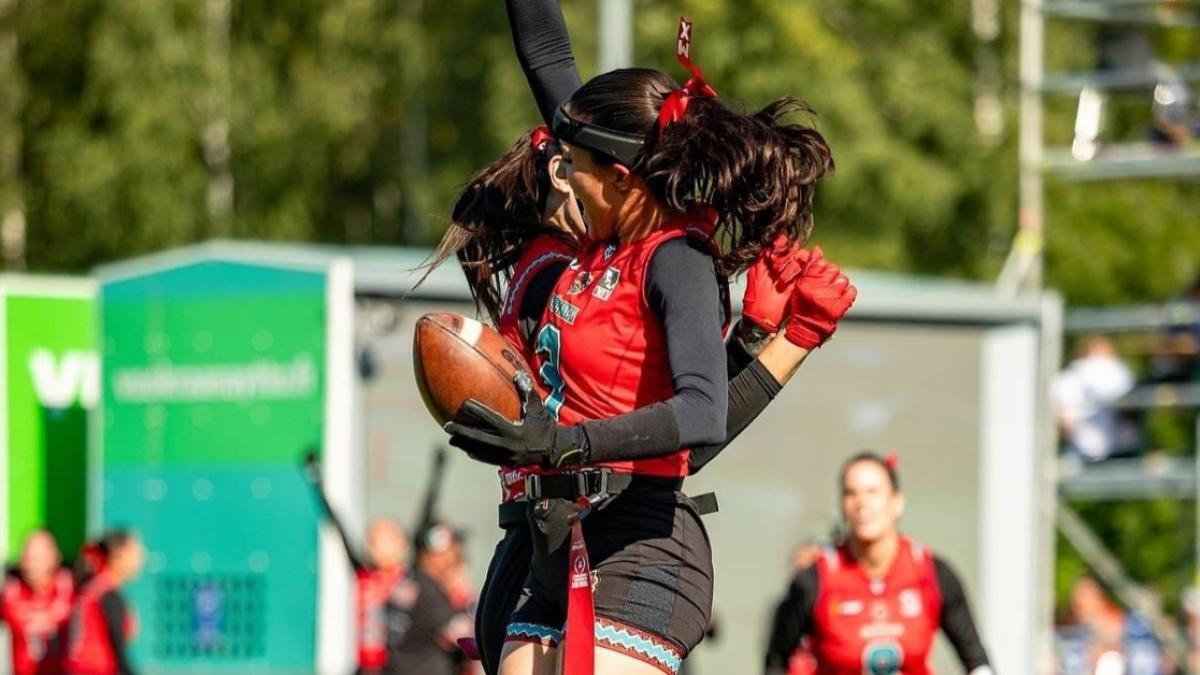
[
  {"xmin": 62, "ymin": 530, "xmax": 143, "ymax": 675},
  {"xmin": 1, "ymin": 530, "xmax": 74, "ymax": 674},
  {"xmin": 764, "ymin": 453, "xmax": 993, "ymax": 675}
]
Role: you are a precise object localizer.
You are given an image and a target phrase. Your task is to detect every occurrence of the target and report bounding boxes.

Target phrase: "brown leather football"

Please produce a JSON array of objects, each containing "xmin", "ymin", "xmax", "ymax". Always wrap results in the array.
[{"xmin": 413, "ymin": 312, "xmax": 531, "ymax": 426}]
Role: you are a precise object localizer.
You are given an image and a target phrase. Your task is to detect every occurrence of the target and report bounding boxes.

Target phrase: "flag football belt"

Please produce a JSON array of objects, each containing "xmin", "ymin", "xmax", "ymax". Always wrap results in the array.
[{"xmin": 497, "ymin": 469, "xmax": 718, "ymax": 526}]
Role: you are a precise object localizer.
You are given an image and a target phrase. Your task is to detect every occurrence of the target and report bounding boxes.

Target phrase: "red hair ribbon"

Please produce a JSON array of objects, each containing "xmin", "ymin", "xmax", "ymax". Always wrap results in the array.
[
  {"xmin": 531, "ymin": 125, "xmax": 553, "ymax": 152},
  {"xmin": 657, "ymin": 17, "xmax": 718, "ymax": 132},
  {"xmin": 80, "ymin": 542, "xmax": 107, "ymax": 574},
  {"xmin": 885, "ymin": 452, "xmax": 900, "ymax": 472}
]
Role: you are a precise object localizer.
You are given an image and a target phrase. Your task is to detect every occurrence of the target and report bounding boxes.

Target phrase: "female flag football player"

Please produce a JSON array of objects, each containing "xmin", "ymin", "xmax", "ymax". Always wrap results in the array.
[
  {"xmin": 62, "ymin": 531, "xmax": 144, "ymax": 675},
  {"xmin": 764, "ymin": 453, "xmax": 993, "ymax": 675},
  {"xmin": 431, "ymin": 124, "xmax": 853, "ymax": 674},
  {"xmin": 1, "ymin": 530, "xmax": 74, "ymax": 675},
  {"xmin": 443, "ymin": 16, "xmax": 855, "ymax": 675}
]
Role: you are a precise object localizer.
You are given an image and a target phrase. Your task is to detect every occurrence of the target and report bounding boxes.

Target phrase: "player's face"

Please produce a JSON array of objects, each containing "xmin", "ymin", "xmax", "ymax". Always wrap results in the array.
[
  {"xmin": 20, "ymin": 531, "xmax": 61, "ymax": 584},
  {"xmin": 111, "ymin": 537, "xmax": 146, "ymax": 581},
  {"xmin": 841, "ymin": 462, "xmax": 903, "ymax": 544},
  {"xmin": 368, "ymin": 520, "xmax": 408, "ymax": 569},
  {"xmin": 543, "ymin": 151, "xmax": 586, "ymax": 239},
  {"xmin": 559, "ymin": 142, "xmax": 621, "ymax": 240}
]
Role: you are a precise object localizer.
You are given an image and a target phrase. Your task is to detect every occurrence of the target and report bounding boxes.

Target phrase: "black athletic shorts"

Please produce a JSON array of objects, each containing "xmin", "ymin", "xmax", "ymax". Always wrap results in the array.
[
  {"xmin": 504, "ymin": 490, "xmax": 713, "ymax": 674},
  {"xmin": 476, "ymin": 524, "xmax": 533, "ymax": 675}
]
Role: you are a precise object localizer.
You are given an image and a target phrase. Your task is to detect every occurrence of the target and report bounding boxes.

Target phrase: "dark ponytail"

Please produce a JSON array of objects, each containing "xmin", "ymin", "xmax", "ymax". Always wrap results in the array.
[
  {"xmin": 421, "ymin": 130, "xmax": 575, "ymax": 324},
  {"xmin": 75, "ymin": 529, "xmax": 134, "ymax": 586},
  {"xmin": 564, "ymin": 68, "xmax": 834, "ymax": 276}
]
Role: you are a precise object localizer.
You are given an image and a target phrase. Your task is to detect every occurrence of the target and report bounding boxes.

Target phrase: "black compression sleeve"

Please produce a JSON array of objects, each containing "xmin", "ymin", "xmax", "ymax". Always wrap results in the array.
[
  {"xmin": 646, "ymin": 237, "xmax": 728, "ymax": 446},
  {"xmin": 577, "ymin": 238, "xmax": 728, "ymax": 460},
  {"xmin": 505, "ymin": 0, "xmax": 583, "ymax": 124},
  {"xmin": 764, "ymin": 566, "xmax": 818, "ymax": 675},
  {"xmin": 935, "ymin": 557, "xmax": 991, "ymax": 671},
  {"xmin": 518, "ymin": 261, "xmax": 567, "ymax": 348},
  {"xmin": 689, "ymin": 359, "xmax": 782, "ymax": 474},
  {"xmin": 100, "ymin": 591, "xmax": 135, "ymax": 675},
  {"xmin": 315, "ymin": 484, "xmax": 368, "ymax": 572}
]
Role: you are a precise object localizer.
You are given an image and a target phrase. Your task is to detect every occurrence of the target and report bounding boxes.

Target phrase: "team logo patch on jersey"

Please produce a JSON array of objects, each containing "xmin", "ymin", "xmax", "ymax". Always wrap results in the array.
[
  {"xmin": 568, "ymin": 271, "xmax": 593, "ymax": 295},
  {"xmin": 550, "ymin": 295, "xmax": 580, "ymax": 325},
  {"xmin": 569, "ymin": 258, "xmax": 582, "ymax": 270},
  {"xmin": 593, "ymin": 266, "xmax": 621, "ymax": 300},
  {"xmin": 603, "ymin": 243, "xmax": 618, "ymax": 260},
  {"xmin": 899, "ymin": 589, "xmax": 923, "ymax": 618}
]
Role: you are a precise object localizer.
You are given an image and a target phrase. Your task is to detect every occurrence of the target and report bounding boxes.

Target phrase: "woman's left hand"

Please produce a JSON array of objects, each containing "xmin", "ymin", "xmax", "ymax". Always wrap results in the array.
[{"xmin": 444, "ymin": 376, "xmax": 586, "ymax": 468}]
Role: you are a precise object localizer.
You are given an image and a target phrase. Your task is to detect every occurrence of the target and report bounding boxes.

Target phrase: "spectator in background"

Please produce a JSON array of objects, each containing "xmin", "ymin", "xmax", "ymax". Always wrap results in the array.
[
  {"xmin": 1, "ymin": 530, "xmax": 74, "ymax": 674},
  {"xmin": 62, "ymin": 530, "xmax": 144, "ymax": 675},
  {"xmin": 1053, "ymin": 335, "xmax": 1136, "ymax": 462},
  {"xmin": 1151, "ymin": 275, "xmax": 1200, "ymax": 383},
  {"xmin": 397, "ymin": 523, "xmax": 475, "ymax": 675},
  {"xmin": 304, "ymin": 452, "xmax": 415, "ymax": 674},
  {"xmin": 1059, "ymin": 576, "xmax": 1167, "ymax": 675}
]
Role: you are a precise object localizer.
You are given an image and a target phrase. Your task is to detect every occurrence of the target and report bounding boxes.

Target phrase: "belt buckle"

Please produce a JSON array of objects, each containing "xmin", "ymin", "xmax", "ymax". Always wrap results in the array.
[
  {"xmin": 524, "ymin": 474, "xmax": 543, "ymax": 500},
  {"xmin": 574, "ymin": 469, "xmax": 610, "ymax": 498}
]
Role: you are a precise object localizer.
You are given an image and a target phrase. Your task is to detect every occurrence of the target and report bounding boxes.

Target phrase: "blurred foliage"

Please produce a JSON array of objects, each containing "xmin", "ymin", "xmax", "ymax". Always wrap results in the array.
[
  {"xmin": 0, "ymin": 0, "xmax": 1196, "ymax": 294},
  {"xmin": 2, "ymin": 0, "xmax": 1200, "ymax": 631}
]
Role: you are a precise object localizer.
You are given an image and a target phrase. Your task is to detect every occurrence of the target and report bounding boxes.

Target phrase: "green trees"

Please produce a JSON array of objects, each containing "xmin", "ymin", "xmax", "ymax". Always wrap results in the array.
[{"xmin": 0, "ymin": 0, "xmax": 1195, "ymax": 301}]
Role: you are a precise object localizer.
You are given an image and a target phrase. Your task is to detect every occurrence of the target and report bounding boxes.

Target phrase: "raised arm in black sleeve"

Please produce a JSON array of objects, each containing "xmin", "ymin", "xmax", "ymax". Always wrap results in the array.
[
  {"xmin": 580, "ymin": 237, "xmax": 728, "ymax": 460},
  {"xmin": 100, "ymin": 591, "xmax": 135, "ymax": 675},
  {"xmin": 312, "ymin": 481, "xmax": 368, "ymax": 572},
  {"xmin": 505, "ymin": 0, "xmax": 583, "ymax": 125},
  {"xmin": 934, "ymin": 556, "xmax": 992, "ymax": 671},
  {"xmin": 765, "ymin": 565, "xmax": 819, "ymax": 675}
]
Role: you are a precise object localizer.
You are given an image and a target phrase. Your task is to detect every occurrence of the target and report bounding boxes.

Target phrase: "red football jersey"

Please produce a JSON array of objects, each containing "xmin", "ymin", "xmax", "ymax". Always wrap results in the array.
[
  {"xmin": 496, "ymin": 234, "xmax": 575, "ymax": 360},
  {"xmin": 62, "ymin": 573, "xmax": 136, "ymax": 675},
  {"xmin": 356, "ymin": 565, "xmax": 407, "ymax": 668},
  {"xmin": 494, "ymin": 234, "xmax": 575, "ymax": 503},
  {"xmin": 0, "ymin": 570, "xmax": 74, "ymax": 674},
  {"xmin": 531, "ymin": 209, "xmax": 721, "ymax": 478},
  {"xmin": 810, "ymin": 538, "xmax": 943, "ymax": 675}
]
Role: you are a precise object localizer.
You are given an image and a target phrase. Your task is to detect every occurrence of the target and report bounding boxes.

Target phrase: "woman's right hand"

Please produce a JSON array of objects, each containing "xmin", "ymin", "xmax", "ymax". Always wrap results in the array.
[{"xmin": 783, "ymin": 247, "xmax": 857, "ymax": 349}]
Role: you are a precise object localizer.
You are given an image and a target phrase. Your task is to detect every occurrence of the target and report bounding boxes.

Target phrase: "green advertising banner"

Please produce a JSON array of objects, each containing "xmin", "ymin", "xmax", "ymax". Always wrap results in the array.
[
  {"xmin": 100, "ymin": 259, "xmax": 333, "ymax": 672},
  {"xmin": 1, "ymin": 276, "xmax": 96, "ymax": 563}
]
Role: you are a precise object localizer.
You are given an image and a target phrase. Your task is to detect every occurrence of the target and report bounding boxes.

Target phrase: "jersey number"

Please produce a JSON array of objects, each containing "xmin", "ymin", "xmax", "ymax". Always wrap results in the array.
[{"xmin": 534, "ymin": 325, "xmax": 565, "ymax": 419}]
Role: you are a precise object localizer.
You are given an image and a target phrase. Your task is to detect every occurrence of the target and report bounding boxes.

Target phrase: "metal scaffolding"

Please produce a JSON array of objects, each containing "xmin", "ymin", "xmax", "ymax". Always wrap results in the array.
[{"xmin": 999, "ymin": 0, "xmax": 1200, "ymax": 294}]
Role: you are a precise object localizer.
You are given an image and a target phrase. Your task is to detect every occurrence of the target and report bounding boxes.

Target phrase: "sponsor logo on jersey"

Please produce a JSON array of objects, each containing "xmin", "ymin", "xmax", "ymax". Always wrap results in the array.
[
  {"xmin": 899, "ymin": 589, "xmax": 923, "ymax": 617},
  {"xmin": 550, "ymin": 295, "xmax": 580, "ymax": 325},
  {"xmin": 568, "ymin": 271, "xmax": 593, "ymax": 295},
  {"xmin": 593, "ymin": 266, "xmax": 621, "ymax": 300},
  {"xmin": 836, "ymin": 600, "xmax": 864, "ymax": 616}
]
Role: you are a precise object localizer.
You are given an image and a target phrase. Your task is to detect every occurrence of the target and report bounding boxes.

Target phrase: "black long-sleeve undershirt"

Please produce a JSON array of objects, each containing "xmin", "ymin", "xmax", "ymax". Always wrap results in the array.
[
  {"xmin": 764, "ymin": 557, "xmax": 992, "ymax": 674},
  {"xmin": 504, "ymin": 0, "xmax": 582, "ymax": 125},
  {"xmin": 99, "ymin": 590, "xmax": 135, "ymax": 675}
]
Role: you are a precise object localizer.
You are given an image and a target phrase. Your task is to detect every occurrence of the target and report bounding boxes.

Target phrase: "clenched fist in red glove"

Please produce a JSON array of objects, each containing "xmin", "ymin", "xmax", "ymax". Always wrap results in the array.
[
  {"xmin": 741, "ymin": 235, "xmax": 810, "ymax": 333},
  {"xmin": 784, "ymin": 247, "xmax": 857, "ymax": 349}
]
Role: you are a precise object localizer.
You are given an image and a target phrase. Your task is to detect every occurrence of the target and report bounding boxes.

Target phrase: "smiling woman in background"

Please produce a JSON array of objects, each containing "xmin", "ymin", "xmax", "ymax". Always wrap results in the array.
[{"xmin": 765, "ymin": 453, "xmax": 993, "ymax": 675}]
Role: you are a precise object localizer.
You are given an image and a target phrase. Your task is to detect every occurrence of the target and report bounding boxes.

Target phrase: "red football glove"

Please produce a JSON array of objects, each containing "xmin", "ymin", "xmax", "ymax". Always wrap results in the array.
[
  {"xmin": 741, "ymin": 235, "xmax": 809, "ymax": 333},
  {"xmin": 784, "ymin": 247, "xmax": 858, "ymax": 349}
]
